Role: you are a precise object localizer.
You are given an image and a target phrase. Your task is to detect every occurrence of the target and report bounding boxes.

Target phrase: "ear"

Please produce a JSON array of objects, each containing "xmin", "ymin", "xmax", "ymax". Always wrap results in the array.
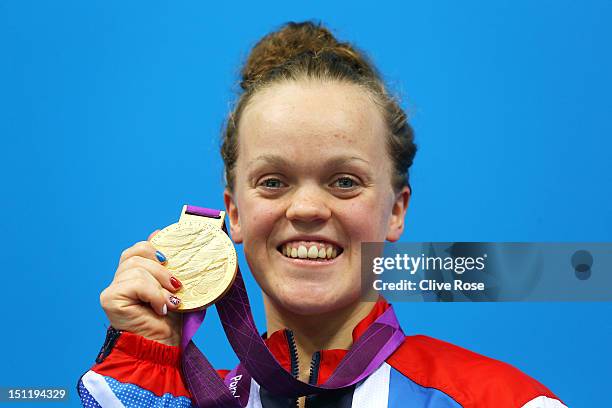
[
  {"xmin": 385, "ymin": 185, "xmax": 411, "ymax": 242},
  {"xmin": 224, "ymin": 189, "xmax": 243, "ymax": 244}
]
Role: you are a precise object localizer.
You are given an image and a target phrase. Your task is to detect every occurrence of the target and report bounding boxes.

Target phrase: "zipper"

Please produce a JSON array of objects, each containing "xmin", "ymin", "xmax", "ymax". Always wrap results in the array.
[
  {"xmin": 307, "ymin": 351, "xmax": 321, "ymax": 385},
  {"xmin": 286, "ymin": 329, "xmax": 300, "ymax": 378},
  {"xmin": 285, "ymin": 330, "xmax": 301, "ymax": 407},
  {"xmin": 286, "ymin": 329, "xmax": 322, "ymax": 408},
  {"xmin": 305, "ymin": 351, "xmax": 321, "ymax": 406}
]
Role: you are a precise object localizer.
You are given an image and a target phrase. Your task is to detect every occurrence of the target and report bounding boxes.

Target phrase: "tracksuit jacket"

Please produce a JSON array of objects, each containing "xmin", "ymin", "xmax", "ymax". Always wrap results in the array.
[{"xmin": 77, "ymin": 298, "xmax": 566, "ymax": 407}]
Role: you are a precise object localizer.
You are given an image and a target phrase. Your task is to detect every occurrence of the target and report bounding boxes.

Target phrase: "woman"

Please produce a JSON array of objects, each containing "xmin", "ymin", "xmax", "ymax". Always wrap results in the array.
[{"xmin": 78, "ymin": 21, "xmax": 565, "ymax": 407}]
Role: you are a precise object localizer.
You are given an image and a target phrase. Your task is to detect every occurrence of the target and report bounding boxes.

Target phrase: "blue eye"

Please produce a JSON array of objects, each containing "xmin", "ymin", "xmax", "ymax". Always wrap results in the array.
[
  {"xmin": 334, "ymin": 177, "xmax": 357, "ymax": 189},
  {"xmin": 261, "ymin": 178, "xmax": 283, "ymax": 188}
]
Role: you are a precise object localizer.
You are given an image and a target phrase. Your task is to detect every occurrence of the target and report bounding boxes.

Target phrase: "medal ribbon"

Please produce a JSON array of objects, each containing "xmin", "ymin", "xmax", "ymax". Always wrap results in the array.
[{"xmin": 179, "ymin": 206, "xmax": 405, "ymax": 407}]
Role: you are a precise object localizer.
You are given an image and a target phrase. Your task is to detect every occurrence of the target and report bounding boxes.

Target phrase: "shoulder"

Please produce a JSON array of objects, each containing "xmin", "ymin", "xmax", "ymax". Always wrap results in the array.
[{"xmin": 386, "ymin": 335, "xmax": 565, "ymax": 408}]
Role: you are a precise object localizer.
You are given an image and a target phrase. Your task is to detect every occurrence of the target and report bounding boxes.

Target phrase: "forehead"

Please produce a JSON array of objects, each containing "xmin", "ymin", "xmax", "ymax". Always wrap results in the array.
[{"xmin": 237, "ymin": 80, "xmax": 388, "ymax": 168}]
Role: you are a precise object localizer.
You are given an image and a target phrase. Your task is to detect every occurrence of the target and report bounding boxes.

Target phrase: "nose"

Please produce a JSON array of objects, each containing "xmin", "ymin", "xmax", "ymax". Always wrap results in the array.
[{"xmin": 285, "ymin": 184, "xmax": 332, "ymax": 224}]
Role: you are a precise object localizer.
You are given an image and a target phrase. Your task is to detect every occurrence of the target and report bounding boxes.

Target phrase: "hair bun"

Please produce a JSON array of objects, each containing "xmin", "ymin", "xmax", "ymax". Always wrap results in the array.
[
  {"xmin": 241, "ymin": 21, "xmax": 346, "ymax": 90},
  {"xmin": 223, "ymin": 21, "xmax": 415, "ymax": 194}
]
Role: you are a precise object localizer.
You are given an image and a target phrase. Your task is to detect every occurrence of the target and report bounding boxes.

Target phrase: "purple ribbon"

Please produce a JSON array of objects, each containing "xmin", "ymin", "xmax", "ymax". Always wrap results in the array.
[
  {"xmin": 180, "ymin": 206, "xmax": 405, "ymax": 407},
  {"xmin": 185, "ymin": 206, "xmax": 221, "ymax": 219}
]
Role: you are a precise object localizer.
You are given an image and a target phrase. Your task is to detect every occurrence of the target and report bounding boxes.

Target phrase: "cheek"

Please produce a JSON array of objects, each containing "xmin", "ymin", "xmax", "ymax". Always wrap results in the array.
[
  {"xmin": 340, "ymin": 198, "xmax": 391, "ymax": 242},
  {"xmin": 239, "ymin": 198, "xmax": 283, "ymax": 245}
]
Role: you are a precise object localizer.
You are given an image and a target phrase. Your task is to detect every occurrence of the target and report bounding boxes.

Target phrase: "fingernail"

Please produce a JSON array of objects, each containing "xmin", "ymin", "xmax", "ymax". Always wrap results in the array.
[
  {"xmin": 155, "ymin": 251, "xmax": 167, "ymax": 263},
  {"xmin": 169, "ymin": 295, "xmax": 181, "ymax": 306},
  {"xmin": 161, "ymin": 304, "xmax": 168, "ymax": 315},
  {"xmin": 170, "ymin": 276, "xmax": 182, "ymax": 289}
]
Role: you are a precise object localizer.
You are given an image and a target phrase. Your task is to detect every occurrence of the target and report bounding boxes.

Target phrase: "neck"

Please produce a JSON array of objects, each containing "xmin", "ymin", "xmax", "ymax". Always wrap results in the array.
[{"xmin": 263, "ymin": 294, "xmax": 375, "ymax": 380}]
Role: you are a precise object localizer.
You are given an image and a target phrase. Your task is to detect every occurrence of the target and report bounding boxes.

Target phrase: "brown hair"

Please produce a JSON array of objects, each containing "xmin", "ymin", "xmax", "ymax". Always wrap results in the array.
[{"xmin": 221, "ymin": 21, "xmax": 416, "ymax": 193}]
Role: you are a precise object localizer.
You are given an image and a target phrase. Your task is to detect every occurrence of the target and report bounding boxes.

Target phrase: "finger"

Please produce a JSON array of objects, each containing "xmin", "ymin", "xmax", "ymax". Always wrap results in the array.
[
  {"xmin": 115, "ymin": 258, "xmax": 182, "ymax": 293},
  {"xmin": 119, "ymin": 241, "xmax": 167, "ymax": 265},
  {"xmin": 147, "ymin": 229, "xmax": 160, "ymax": 241},
  {"xmin": 108, "ymin": 273, "xmax": 181, "ymax": 315},
  {"xmin": 165, "ymin": 289, "xmax": 182, "ymax": 311},
  {"xmin": 132, "ymin": 284, "xmax": 182, "ymax": 315},
  {"xmin": 125, "ymin": 278, "xmax": 171, "ymax": 316}
]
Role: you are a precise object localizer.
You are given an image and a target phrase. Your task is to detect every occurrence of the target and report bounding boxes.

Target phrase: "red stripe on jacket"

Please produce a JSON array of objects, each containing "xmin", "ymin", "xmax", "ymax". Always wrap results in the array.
[{"xmin": 91, "ymin": 331, "xmax": 194, "ymax": 398}]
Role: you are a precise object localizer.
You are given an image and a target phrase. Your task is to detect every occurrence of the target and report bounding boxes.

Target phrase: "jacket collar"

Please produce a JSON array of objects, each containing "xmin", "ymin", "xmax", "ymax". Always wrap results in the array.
[{"xmin": 262, "ymin": 296, "xmax": 391, "ymax": 384}]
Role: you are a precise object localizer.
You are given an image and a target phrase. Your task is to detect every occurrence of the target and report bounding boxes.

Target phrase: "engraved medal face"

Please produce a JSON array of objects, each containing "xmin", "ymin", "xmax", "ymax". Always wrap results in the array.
[{"xmin": 150, "ymin": 221, "xmax": 237, "ymax": 312}]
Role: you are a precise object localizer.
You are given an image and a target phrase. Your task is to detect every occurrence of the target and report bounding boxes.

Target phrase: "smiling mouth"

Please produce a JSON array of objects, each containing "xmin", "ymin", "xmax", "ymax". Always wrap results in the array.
[{"xmin": 277, "ymin": 241, "xmax": 344, "ymax": 261}]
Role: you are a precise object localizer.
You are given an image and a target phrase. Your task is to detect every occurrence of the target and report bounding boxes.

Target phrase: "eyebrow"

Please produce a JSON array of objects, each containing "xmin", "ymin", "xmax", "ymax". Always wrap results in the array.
[{"xmin": 246, "ymin": 154, "xmax": 370, "ymax": 170}]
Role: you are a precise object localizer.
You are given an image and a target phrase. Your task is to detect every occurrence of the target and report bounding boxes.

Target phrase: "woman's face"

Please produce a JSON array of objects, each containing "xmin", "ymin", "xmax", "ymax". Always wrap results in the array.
[{"xmin": 224, "ymin": 80, "xmax": 409, "ymax": 315}]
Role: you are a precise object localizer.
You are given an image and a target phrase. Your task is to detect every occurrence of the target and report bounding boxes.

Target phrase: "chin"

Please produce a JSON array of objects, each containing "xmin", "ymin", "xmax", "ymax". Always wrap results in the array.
[{"xmin": 268, "ymin": 281, "xmax": 361, "ymax": 316}]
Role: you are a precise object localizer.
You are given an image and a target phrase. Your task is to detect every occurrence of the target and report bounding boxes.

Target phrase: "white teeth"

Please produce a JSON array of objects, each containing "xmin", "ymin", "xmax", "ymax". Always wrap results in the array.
[
  {"xmin": 308, "ymin": 246, "xmax": 319, "ymax": 258},
  {"xmin": 281, "ymin": 243, "xmax": 341, "ymax": 260},
  {"xmin": 297, "ymin": 245, "xmax": 308, "ymax": 258}
]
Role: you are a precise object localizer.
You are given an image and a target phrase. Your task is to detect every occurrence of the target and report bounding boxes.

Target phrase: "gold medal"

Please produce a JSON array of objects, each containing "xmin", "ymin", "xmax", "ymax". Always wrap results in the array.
[{"xmin": 150, "ymin": 206, "xmax": 238, "ymax": 312}]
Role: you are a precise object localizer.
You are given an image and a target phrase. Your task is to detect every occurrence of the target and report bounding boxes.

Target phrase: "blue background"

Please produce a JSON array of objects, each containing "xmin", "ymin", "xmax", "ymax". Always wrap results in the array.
[{"xmin": 1, "ymin": 1, "xmax": 611, "ymax": 406}]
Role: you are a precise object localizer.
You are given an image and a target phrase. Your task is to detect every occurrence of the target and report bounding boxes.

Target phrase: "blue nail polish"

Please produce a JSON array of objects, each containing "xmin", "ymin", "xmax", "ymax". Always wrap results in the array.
[{"xmin": 156, "ymin": 250, "xmax": 167, "ymax": 263}]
